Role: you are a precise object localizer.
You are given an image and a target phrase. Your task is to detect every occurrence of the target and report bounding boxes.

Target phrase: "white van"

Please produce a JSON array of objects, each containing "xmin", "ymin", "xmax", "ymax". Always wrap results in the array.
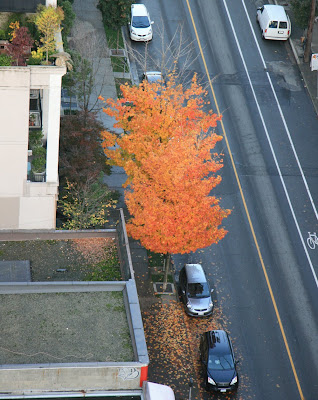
[
  {"xmin": 256, "ymin": 5, "xmax": 291, "ymax": 40},
  {"xmin": 143, "ymin": 381, "xmax": 175, "ymax": 400}
]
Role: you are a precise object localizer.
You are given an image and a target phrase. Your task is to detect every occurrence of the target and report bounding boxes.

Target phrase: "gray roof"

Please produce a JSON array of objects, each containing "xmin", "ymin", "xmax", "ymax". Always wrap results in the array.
[{"xmin": 0, "ymin": 0, "xmax": 45, "ymax": 13}]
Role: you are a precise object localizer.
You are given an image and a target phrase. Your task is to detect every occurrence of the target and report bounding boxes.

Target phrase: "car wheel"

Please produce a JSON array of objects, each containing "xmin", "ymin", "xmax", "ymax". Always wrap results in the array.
[{"xmin": 177, "ymin": 285, "xmax": 183, "ymax": 301}]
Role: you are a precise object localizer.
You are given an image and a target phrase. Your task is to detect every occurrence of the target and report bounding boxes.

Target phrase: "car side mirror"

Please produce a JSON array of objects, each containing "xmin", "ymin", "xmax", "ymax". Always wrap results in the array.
[
  {"xmin": 151, "ymin": 21, "xmax": 154, "ymax": 24},
  {"xmin": 211, "ymin": 289, "xmax": 214, "ymax": 293}
]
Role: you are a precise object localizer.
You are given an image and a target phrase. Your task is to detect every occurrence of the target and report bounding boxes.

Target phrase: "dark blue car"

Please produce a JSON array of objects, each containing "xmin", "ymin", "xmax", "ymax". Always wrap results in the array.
[{"xmin": 200, "ymin": 330, "xmax": 239, "ymax": 393}]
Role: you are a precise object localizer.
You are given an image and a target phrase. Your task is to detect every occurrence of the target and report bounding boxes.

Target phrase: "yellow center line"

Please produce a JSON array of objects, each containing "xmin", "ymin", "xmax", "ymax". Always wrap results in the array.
[{"xmin": 184, "ymin": 1, "xmax": 305, "ymax": 399}]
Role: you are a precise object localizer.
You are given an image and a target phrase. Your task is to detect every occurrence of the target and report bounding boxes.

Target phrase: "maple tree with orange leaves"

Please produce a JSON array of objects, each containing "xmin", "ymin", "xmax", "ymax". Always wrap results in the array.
[{"xmin": 100, "ymin": 73, "xmax": 231, "ymax": 265}]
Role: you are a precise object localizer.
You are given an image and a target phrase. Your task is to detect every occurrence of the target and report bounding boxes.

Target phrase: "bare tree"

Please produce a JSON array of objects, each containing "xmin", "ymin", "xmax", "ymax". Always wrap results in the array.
[
  {"xmin": 126, "ymin": 22, "xmax": 201, "ymax": 85},
  {"xmin": 66, "ymin": 19, "xmax": 110, "ymax": 112}
]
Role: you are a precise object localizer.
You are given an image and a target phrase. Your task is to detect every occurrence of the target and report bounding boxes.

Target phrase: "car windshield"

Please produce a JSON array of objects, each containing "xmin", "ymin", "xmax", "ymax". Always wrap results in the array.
[
  {"xmin": 132, "ymin": 16, "xmax": 150, "ymax": 28},
  {"xmin": 208, "ymin": 353, "xmax": 234, "ymax": 370},
  {"xmin": 187, "ymin": 282, "xmax": 210, "ymax": 298},
  {"xmin": 147, "ymin": 75, "xmax": 162, "ymax": 83}
]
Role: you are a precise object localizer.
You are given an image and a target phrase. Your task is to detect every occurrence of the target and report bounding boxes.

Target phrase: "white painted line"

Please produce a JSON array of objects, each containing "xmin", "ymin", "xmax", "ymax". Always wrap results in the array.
[
  {"xmin": 241, "ymin": 0, "xmax": 318, "ymax": 222},
  {"xmin": 222, "ymin": 0, "xmax": 318, "ymax": 289}
]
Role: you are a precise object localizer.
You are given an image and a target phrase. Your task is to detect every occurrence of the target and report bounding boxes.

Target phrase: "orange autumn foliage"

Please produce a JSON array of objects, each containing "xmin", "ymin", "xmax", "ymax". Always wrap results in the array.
[{"xmin": 101, "ymin": 74, "xmax": 231, "ymax": 254}]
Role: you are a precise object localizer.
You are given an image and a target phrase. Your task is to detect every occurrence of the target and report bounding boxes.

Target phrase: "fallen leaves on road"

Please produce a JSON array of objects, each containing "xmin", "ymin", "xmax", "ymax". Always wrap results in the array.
[{"xmin": 142, "ymin": 299, "xmax": 250, "ymax": 400}]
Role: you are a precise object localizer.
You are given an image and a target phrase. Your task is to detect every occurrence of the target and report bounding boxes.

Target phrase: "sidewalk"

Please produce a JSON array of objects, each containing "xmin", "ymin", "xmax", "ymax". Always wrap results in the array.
[
  {"xmin": 274, "ymin": 0, "xmax": 318, "ymax": 115},
  {"xmin": 70, "ymin": 1, "xmax": 201, "ymax": 399}
]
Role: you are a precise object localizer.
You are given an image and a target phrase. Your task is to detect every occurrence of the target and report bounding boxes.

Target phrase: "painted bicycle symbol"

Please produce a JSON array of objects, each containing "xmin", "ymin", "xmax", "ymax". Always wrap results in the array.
[{"xmin": 307, "ymin": 232, "xmax": 318, "ymax": 250}]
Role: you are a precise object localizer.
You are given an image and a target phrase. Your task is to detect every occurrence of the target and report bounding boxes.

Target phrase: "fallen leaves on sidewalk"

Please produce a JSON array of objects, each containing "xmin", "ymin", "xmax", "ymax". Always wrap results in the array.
[{"xmin": 142, "ymin": 300, "xmax": 221, "ymax": 400}]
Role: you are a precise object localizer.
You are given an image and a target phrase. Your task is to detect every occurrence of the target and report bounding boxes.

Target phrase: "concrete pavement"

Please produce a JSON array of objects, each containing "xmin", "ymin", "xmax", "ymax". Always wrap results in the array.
[{"xmin": 274, "ymin": 0, "xmax": 318, "ymax": 114}]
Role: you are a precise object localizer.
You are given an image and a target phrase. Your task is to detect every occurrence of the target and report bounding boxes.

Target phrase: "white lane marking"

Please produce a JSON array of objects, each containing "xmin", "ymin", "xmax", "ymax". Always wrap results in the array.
[
  {"xmin": 241, "ymin": 0, "xmax": 318, "ymax": 222},
  {"xmin": 221, "ymin": 0, "xmax": 318, "ymax": 289}
]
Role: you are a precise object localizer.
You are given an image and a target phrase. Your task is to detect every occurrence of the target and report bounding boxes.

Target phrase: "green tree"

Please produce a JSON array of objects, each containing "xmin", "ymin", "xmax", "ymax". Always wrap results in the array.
[
  {"xmin": 291, "ymin": 0, "xmax": 317, "ymax": 28},
  {"xmin": 58, "ymin": 175, "xmax": 117, "ymax": 230},
  {"xmin": 35, "ymin": 5, "xmax": 64, "ymax": 63},
  {"xmin": 58, "ymin": 0, "xmax": 75, "ymax": 47},
  {"xmin": 292, "ymin": 0, "xmax": 318, "ymax": 62},
  {"xmin": 97, "ymin": 0, "xmax": 132, "ymax": 51}
]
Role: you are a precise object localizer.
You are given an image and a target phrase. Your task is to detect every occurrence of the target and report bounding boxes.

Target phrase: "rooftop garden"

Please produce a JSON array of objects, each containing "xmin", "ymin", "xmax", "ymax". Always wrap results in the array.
[{"xmin": 0, "ymin": 3, "xmax": 70, "ymax": 66}]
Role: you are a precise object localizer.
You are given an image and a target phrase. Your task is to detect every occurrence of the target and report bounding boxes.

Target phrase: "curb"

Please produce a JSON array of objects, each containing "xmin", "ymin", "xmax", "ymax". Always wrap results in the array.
[{"xmin": 272, "ymin": 0, "xmax": 318, "ymax": 115}]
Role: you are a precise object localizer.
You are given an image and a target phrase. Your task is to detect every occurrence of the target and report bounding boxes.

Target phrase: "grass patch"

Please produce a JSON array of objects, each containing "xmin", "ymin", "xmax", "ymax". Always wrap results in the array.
[
  {"xmin": 104, "ymin": 25, "xmax": 125, "ymax": 49},
  {"xmin": 151, "ymin": 274, "xmax": 173, "ymax": 283},
  {"xmin": 111, "ymin": 56, "xmax": 129, "ymax": 73},
  {"xmin": 85, "ymin": 246, "xmax": 121, "ymax": 281}
]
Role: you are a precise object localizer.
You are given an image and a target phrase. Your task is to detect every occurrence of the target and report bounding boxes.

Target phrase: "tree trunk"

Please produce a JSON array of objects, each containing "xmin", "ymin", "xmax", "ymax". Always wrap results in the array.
[
  {"xmin": 116, "ymin": 29, "xmax": 120, "ymax": 54},
  {"xmin": 162, "ymin": 253, "xmax": 171, "ymax": 291},
  {"xmin": 304, "ymin": 0, "xmax": 317, "ymax": 63}
]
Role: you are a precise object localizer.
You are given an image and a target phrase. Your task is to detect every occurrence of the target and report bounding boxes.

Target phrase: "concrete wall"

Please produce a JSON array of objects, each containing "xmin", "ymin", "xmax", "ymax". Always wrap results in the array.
[
  {"xmin": 0, "ymin": 364, "xmax": 146, "ymax": 392},
  {"xmin": 0, "ymin": 65, "xmax": 66, "ymax": 230}
]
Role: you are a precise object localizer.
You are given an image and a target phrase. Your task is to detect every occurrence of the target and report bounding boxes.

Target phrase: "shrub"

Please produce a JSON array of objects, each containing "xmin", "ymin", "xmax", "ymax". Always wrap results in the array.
[
  {"xmin": 0, "ymin": 29, "xmax": 6, "ymax": 40},
  {"xmin": 0, "ymin": 54, "xmax": 13, "ymax": 66},
  {"xmin": 58, "ymin": 176, "xmax": 118, "ymax": 230},
  {"xmin": 25, "ymin": 19, "xmax": 41, "ymax": 43},
  {"xmin": 27, "ymin": 48, "xmax": 44, "ymax": 65},
  {"xmin": 4, "ymin": 13, "xmax": 24, "ymax": 38},
  {"xmin": 31, "ymin": 146, "xmax": 46, "ymax": 173},
  {"xmin": 28, "ymin": 130, "xmax": 43, "ymax": 149}
]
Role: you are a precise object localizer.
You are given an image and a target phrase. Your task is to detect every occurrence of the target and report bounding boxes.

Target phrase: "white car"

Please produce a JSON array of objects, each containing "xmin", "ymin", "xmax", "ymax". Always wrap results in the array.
[
  {"xmin": 256, "ymin": 5, "xmax": 291, "ymax": 40},
  {"xmin": 142, "ymin": 71, "xmax": 164, "ymax": 83},
  {"xmin": 129, "ymin": 4, "xmax": 154, "ymax": 42}
]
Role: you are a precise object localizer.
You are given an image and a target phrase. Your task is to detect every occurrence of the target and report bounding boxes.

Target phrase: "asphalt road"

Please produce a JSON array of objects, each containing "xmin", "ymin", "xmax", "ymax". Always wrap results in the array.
[{"xmin": 128, "ymin": 1, "xmax": 318, "ymax": 399}]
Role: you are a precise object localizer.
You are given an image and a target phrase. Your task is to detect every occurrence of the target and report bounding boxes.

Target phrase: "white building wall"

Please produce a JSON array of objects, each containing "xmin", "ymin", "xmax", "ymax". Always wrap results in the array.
[{"xmin": 0, "ymin": 65, "xmax": 66, "ymax": 230}]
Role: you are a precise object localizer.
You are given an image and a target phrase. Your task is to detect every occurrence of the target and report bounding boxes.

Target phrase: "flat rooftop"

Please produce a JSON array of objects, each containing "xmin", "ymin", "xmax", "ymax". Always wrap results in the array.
[
  {"xmin": 0, "ymin": 290, "xmax": 134, "ymax": 364},
  {"xmin": 0, "ymin": 237, "xmax": 121, "ymax": 282},
  {"xmin": 0, "ymin": 236, "xmax": 135, "ymax": 365}
]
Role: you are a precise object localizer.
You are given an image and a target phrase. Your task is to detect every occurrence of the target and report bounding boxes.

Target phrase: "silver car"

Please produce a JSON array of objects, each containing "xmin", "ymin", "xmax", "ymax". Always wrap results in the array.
[{"xmin": 179, "ymin": 264, "xmax": 213, "ymax": 317}]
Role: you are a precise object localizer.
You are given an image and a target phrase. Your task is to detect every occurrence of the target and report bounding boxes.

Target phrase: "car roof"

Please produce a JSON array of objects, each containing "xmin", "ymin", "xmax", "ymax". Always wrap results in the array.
[
  {"xmin": 145, "ymin": 71, "xmax": 162, "ymax": 76},
  {"xmin": 184, "ymin": 264, "xmax": 207, "ymax": 283},
  {"xmin": 263, "ymin": 5, "xmax": 288, "ymax": 21},
  {"xmin": 206, "ymin": 330, "xmax": 230, "ymax": 351},
  {"xmin": 131, "ymin": 3, "xmax": 148, "ymax": 16},
  {"xmin": 145, "ymin": 72, "xmax": 163, "ymax": 83}
]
